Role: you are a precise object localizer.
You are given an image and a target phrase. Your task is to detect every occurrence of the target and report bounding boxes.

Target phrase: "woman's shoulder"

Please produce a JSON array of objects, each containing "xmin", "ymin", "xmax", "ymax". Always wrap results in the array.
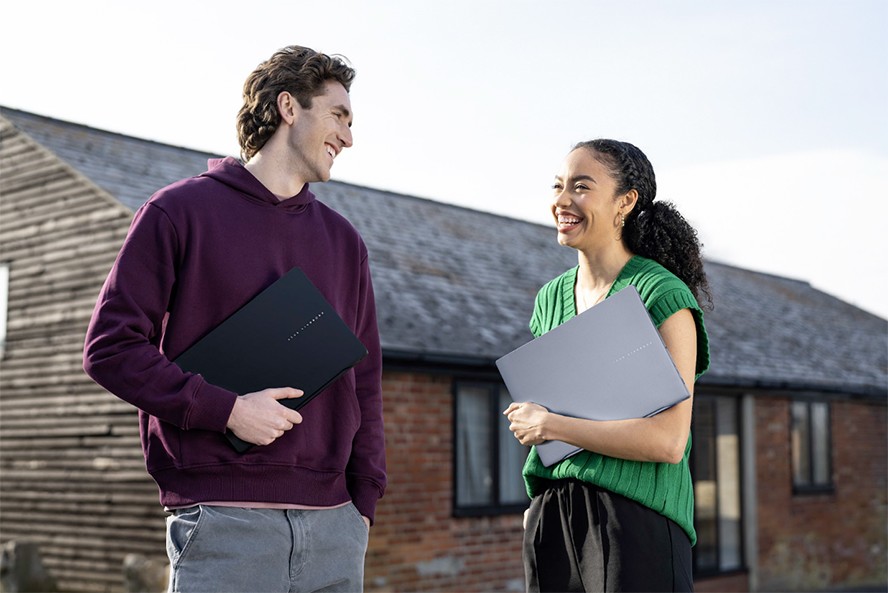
[
  {"xmin": 622, "ymin": 256, "xmax": 692, "ymax": 295},
  {"xmin": 622, "ymin": 255, "xmax": 677, "ymax": 282},
  {"xmin": 619, "ymin": 256, "xmax": 700, "ymax": 324},
  {"xmin": 530, "ymin": 267, "xmax": 577, "ymax": 336}
]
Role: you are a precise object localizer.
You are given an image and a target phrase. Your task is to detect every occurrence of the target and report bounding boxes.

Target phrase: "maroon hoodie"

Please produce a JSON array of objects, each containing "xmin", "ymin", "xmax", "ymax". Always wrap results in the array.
[{"xmin": 83, "ymin": 157, "xmax": 386, "ymax": 522}]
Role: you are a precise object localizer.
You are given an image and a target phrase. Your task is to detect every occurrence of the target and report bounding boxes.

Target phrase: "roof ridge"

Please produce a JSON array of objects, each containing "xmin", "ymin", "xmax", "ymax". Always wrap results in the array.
[
  {"xmin": 2, "ymin": 105, "xmax": 557, "ymax": 230},
  {"xmin": 0, "ymin": 105, "xmax": 222, "ymax": 159},
  {"xmin": 703, "ymin": 258, "xmax": 812, "ymax": 286}
]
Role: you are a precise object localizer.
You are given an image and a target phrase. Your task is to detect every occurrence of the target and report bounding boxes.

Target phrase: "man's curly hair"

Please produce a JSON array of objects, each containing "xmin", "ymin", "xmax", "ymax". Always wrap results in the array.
[
  {"xmin": 574, "ymin": 139, "xmax": 712, "ymax": 309},
  {"xmin": 236, "ymin": 46, "xmax": 355, "ymax": 161}
]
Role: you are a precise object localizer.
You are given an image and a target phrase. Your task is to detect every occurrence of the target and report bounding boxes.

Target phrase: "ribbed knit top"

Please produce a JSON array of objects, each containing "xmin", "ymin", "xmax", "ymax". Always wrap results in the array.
[{"xmin": 522, "ymin": 255, "xmax": 710, "ymax": 545}]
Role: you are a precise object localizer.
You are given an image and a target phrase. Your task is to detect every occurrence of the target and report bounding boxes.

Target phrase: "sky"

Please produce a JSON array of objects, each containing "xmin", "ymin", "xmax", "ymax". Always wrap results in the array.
[{"xmin": 2, "ymin": 0, "xmax": 887, "ymax": 319}]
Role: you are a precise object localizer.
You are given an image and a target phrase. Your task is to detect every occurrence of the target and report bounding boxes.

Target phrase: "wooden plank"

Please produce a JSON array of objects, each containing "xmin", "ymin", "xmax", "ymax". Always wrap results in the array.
[
  {"xmin": 0, "ymin": 400, "xmax": 134, "ymax": 418},
  {"xmin": 2, "ymin": 486, "xmax": 156, "ymax": 501},
  {"xmin": 0, "ymin": 391, "xmax": 130, "ymax": 408},
  {"xmin": 1, "ymin": 509, "xmax": 165, "ymax": 531}
]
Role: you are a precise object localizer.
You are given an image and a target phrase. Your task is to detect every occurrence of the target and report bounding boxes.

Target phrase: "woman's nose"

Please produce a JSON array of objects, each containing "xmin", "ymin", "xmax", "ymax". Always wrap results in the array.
[{"xmin": 553, "ymin": 190, "xmax": 571, "ymax": 209}]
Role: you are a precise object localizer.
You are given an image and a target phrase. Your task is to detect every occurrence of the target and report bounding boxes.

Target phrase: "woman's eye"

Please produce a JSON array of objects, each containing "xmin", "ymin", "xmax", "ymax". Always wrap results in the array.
[
  {"xmin": 551, "ymin": 183, "xmax": 563, "ymax": 191},
  {"xmin": 575, "ymin": 184, "xmax": 589, "ymax": 191}
]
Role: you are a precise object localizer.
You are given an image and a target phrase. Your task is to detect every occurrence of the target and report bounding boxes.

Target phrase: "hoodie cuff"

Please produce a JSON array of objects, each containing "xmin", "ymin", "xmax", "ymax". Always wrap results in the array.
[
  {"xmin": 185, "ymin": 379, "xmax": 238, "ymax": 432},
  {"xmin": 350, "ymin": 479, "xmax": 383, "ymax": 526}
]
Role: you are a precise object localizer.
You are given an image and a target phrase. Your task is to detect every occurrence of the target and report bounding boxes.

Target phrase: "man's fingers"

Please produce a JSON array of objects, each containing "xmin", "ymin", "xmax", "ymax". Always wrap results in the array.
[
  {"xmin": 268, "ymin": 387, "xmax": 304, "ymax": 399},
  {"xmin": 264, "ymin": 389, "xmax": 303, "ymax": 426}
]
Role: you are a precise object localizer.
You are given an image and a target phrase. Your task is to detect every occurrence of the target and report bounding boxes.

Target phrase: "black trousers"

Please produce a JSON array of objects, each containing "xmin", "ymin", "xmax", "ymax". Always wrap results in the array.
[{"xmin": 523, "ymin": 479, "xmax": 693, "ymax": 593}]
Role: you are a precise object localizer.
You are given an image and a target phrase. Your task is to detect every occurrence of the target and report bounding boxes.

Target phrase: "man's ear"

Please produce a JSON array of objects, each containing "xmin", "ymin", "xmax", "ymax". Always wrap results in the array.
[{"xmin": 277, "ymin": 91, "xmax": 298, "ymax": 126}]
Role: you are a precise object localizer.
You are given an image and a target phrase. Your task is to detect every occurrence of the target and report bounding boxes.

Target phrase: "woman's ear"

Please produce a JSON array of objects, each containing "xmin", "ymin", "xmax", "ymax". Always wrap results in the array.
[{"xmin": 620, "ymin": 188, "xmax": 639, "ymax": 215}]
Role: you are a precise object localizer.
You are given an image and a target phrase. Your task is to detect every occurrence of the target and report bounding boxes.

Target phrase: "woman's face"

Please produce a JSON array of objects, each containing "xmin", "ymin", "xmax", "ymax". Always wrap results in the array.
[{"xmin": 550, "ymin": 148, "xmax": 623, "ymax": 251}]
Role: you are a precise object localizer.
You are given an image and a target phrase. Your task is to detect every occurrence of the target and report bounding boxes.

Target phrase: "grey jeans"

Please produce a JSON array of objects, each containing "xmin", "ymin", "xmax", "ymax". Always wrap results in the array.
[{"xmin": 166, "ymin": 504, "xmax": 369, "ymax": 593}]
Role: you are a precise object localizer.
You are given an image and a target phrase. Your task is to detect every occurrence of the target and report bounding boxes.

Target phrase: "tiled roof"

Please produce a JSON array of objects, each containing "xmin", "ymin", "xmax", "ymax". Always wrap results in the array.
[
  {"xmin": 3, "ymin": 107, "xmax": 886, "ymax": 397},
  {"xmin": 0, "ymin": 107, "xmax": 217, "ymax": 212},
  {"xmin": 702, "ymin": 263, "xmax": 886, "ymax": 395}
]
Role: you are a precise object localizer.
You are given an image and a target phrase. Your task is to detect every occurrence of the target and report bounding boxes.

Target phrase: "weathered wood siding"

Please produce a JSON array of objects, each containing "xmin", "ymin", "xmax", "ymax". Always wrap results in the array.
[{"xmin": 0, "ymin": 115, "xmax": 166, "ymax": 593}]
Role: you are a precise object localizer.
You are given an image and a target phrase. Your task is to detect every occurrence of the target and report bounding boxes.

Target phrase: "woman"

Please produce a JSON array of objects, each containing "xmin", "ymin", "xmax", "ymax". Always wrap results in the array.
[{"xmin": 504, "ymin": 139, "xmax": 711, "ymax": 592}]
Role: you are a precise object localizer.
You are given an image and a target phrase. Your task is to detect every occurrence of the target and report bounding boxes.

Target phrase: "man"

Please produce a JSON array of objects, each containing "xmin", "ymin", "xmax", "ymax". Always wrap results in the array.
[{"xmin": 83, "ymin": 46, "xmax": 386, "ymax": 592}]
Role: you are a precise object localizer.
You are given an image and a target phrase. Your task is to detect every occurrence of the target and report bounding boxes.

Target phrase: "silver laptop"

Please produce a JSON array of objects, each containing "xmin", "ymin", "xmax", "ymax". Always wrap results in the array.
[{"xmin": 496, "ymin": 285, "xmax": 690, "ymax": 466}]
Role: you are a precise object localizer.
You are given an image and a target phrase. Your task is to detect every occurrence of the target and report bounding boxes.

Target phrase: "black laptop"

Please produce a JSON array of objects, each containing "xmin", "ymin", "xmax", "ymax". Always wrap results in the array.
[{"xmin": 174, "ymin": 267, "xmax": 368, "ymax": 452}]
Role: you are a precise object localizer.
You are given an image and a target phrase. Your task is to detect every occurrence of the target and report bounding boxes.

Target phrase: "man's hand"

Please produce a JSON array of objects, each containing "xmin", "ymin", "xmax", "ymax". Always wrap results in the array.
[{"xmin": 226, "ymin": 387, "xmax": 304, "ymax": 446}]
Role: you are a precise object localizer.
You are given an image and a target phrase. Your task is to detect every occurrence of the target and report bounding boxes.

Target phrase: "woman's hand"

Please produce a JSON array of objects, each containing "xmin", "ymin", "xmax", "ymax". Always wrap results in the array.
[{"xmin": 503, "ymin": 402, "xmax": 550, "ymax": 446}]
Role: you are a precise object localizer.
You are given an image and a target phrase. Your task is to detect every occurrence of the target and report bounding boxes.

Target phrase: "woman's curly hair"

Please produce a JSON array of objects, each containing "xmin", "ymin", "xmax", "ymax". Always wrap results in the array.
[
  {"xmin": 574, "ymin": 139, "xmax": 712, "ymax": 309},
  {"xmin": 236, "ymin": 46, "xmax": 355, "ymax": 161}
]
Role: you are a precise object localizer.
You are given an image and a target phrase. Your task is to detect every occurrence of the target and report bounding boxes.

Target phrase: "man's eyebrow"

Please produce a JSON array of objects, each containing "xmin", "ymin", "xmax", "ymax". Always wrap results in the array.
[{"xmin": 334, "ymin": 104, "xmax": 352, "ymax": 118}]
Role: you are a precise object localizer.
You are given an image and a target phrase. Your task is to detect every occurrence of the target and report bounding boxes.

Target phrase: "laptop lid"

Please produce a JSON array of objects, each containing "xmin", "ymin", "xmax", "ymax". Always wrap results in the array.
[
  {"xmin": 174, "ymin": 266, "xmax": 368, "ymax": 452},
  {"xmin": 496, "ymin": 285, "xmax": 690, "ymax": 466}
]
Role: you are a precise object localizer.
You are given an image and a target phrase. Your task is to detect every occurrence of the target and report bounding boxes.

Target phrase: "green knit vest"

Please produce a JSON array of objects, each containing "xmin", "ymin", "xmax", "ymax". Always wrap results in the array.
[{"xmin": 522, "ymin": 255, "xmax": 710, "ymax": 545}]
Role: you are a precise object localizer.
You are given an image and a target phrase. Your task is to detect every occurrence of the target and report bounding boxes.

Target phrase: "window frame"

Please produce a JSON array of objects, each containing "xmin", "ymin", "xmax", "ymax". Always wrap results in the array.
[
  {"xmin": 452, "ymin": 379, "xmax": 529, "ymax": 517},
  {"xmin": 790, "ymin": 398, "xmax": 834, "ymax": 495},
  {"xmin": 690, "ymin": 393, "xmax": 746, "ymax": 577}
]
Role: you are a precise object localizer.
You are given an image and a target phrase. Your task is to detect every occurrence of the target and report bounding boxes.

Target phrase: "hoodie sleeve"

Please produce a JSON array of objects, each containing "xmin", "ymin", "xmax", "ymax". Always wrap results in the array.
[
  {"xmin": 345, "ymin": 252, "xmax": 387, "ymax": 524},
  {"xmin": 82, "ymin": 201, "xmax": 237, "ymax": 431}
]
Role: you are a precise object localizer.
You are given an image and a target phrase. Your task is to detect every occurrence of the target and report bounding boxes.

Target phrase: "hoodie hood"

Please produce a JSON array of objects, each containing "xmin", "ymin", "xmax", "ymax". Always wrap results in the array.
[{"xmin": 200, "ymin": 157, "xmax": 316, "ymax": 211}]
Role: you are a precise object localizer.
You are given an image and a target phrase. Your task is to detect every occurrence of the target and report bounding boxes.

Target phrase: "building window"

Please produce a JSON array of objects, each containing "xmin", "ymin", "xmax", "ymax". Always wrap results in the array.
[
  {"xmin": 691, "ymin": 395, "xmax": 743, "ymax": 575},
  {"xmin": 0, "ymin": 263, "xmax": 8, "ymax": 357},
  {"xmin": 791, "ymin": 400, "xmax": 833, "ymax": 492},
  {"xmin": 454, "ymin": 381, "xmax": 528, "ymax": 515}
]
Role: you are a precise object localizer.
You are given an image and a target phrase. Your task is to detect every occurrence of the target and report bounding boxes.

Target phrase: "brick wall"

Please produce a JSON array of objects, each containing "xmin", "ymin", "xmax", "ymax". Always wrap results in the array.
[
  {"xmin": 367, "ymin": 376, "xmax": 888, "ymax": 593},
  {"xmin": 365, "ymin": 370, "xmax": 525, "ymax": 592},
  {"xmin": 755, "ymin": 397, "xmax": 887, "ymax": 592},
  {"xmin": 695, "ymin": 572, "xmax": 749, "ymax": 593}
]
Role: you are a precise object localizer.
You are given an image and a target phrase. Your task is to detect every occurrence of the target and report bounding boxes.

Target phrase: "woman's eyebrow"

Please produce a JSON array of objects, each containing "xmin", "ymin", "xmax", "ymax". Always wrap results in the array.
[{"xmin": 554, "ymin": 174, "xmax": 597, "ymax": 184}]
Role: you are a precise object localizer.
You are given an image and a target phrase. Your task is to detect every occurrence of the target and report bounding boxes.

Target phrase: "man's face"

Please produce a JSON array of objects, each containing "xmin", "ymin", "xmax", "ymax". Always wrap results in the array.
[{"xmin": 286, "ymin": 80, "xmax": 353, "ymax": 183}]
